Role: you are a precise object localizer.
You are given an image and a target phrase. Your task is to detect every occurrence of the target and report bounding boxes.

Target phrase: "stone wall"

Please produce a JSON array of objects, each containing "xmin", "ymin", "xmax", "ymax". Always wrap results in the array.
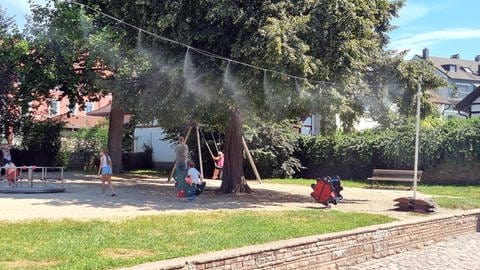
[{"xmin": 123, "ymin": 210, "xmax": 480, "ymax": 270}]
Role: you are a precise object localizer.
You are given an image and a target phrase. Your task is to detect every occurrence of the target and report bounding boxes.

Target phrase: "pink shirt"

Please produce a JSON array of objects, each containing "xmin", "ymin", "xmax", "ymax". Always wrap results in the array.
[{"xmin": 216, "ymin": 157, "xmax": 224, "ymax": 167}]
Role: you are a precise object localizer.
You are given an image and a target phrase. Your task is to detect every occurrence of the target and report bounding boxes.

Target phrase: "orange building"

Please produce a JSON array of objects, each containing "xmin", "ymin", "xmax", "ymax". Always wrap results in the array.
[{"xmin": 30, "ymin": 90, "xmax": 112, "ymax": 130}]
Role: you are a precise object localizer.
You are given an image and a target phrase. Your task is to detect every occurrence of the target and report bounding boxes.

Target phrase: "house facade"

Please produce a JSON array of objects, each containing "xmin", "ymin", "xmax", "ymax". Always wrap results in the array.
[
  {"xmin": 415, "ymin": 48, "xmax": 480, "ymax": 118},
  {"xmin": 31, "ymin": 91, "xmax": 112, "ymax": 130},
  {"xmin": 454, "ymin": 86, "xmax": 480, "ymax": 118}
]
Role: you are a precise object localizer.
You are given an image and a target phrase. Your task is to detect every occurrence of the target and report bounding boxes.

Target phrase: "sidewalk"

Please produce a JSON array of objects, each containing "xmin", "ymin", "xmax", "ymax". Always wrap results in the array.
[{"xmin": 341, "ymin": 232, "xmax": 480, "ymax": 270}]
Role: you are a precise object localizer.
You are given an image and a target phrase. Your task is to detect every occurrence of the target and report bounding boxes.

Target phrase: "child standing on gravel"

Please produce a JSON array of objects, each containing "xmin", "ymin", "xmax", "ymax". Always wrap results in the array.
[{"xmin": 98, "ymin": 148, "xmax": 116, "ymax": 196}]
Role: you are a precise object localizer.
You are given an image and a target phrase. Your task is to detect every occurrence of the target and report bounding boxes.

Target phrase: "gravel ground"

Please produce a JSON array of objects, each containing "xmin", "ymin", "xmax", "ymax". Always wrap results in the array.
[{"xmin": 0, "ymin": 172, "xmax": 460, "ymax": 222}]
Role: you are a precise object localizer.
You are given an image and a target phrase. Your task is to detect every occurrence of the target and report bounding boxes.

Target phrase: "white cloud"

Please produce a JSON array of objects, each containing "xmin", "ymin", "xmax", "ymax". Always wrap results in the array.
[
  {"xmin": 393, "ymin": 3, "xmax": 430, "ymax": 26},
  {"xmin": 389, "ymin": 28, "xmax": 480, "ymax": 58}
]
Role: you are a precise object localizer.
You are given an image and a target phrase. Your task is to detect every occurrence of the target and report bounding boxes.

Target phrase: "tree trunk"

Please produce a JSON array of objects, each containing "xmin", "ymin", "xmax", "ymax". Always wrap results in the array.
[
  {"xmin": 108, "ymin": 95, "xmax": 124, "ymax": 173},
  {"xmin": 220, "ymin": 108, "xmax": 251, "ymax": 193}
]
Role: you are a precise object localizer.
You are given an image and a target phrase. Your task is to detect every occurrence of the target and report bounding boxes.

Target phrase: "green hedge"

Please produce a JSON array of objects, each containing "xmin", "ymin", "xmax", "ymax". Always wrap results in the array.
[{"xmin": 295, "ymin": 117, "xmax": 480, "ymax": 182}]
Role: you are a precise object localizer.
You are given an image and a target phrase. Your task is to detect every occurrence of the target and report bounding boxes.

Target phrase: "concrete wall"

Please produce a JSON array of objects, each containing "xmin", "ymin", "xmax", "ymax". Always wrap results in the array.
[{"xmin": 124, "ymin": 210, "xmax": 480, "ymax": 270}]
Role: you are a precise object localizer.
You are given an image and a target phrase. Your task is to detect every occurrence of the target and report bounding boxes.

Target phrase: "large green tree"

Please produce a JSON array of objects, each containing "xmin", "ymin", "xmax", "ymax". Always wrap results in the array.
[
  {"xmin": 360, "ymin": 50, "xmax": 448, "ymax": 128},
  {"xmin": 0, "ymin": 6, "xmax": 28, "ymax": 143},
  {"xmin": 72, "ymin": 0, "xmax": 410, "ymax": 193},
  {"xmin": 24, "ymin": 1, "xmax": 444, "ymax": 193},
  {"xmin": 24, "ymin": 1, "xmax": 144, "ymax": 172}
]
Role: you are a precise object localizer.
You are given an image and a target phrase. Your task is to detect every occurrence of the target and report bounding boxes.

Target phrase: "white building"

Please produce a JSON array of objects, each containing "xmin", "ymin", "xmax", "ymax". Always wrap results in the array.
[
  {"xmin": 415, "ymin": 48, "xmax": 480, "ymax": 118},
  {"xmin": 134, "ymin": 126, "xmax": 175, "ymax": 169}
]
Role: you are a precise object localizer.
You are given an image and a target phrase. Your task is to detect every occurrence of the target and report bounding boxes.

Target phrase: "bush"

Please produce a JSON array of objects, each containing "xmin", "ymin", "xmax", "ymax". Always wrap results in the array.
[
  {"xmin": 17, "ymin": 119, "xmax": 64, "ymax": 166},
  {"xmin": 62, "ymin": 122, "xmax": 109, "ymax": 170},
  {"xmin": 244, "ymin": 120, "xmax": 302, "ymax": 178},
  {"xmin": 295, "ymin": 117, "xmax": 480, "ymax": 182}
]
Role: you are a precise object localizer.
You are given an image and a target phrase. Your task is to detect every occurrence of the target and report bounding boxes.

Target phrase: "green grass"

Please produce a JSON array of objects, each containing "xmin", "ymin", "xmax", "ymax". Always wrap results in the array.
[
  {"xmin": 418, "ymin": 185, "xmax": 480, "ymax": 210},
  {"xmin": 0, "ymin": 210, "xmax": 394, "ymax": 270},
  {"xmin": 263, "ymin": 178, "xmax": 367, "ymax": 188}
]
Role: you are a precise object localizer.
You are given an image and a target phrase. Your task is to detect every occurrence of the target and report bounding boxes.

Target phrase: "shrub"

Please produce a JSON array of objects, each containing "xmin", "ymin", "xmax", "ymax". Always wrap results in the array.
[
  {"xmin": 295, "ymin": 117, "xmax": 480, "ymax": 182},
  {"xmin": 62, "ymin": 121, "xmax": 109, "ymax": 170},
  {"xmin": 17, "ymin": 119, "xmax": 64, "ymax": 166},
  {"xmin": 244, "ymin": 120, "xmax": 302, "ymax": 178}
]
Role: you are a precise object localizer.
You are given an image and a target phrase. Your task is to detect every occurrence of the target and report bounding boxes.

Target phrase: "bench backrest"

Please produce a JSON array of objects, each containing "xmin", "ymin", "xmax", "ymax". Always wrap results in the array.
[{"xmin": 372, "ymin": 169, "xmax": 423, "ymax": 179}]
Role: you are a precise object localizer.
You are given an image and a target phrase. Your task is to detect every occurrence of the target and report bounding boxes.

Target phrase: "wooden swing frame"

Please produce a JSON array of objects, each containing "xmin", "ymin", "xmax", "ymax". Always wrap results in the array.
[{"xmin": 167, "ymin": 124, "xmax": 262, "ymax": 183}]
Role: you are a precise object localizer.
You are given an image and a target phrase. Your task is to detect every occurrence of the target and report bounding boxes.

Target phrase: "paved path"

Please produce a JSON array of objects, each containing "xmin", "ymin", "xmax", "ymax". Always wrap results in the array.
[{"xmin": 341, "ymin": 232, "xmax": 480, "ymax": 270}]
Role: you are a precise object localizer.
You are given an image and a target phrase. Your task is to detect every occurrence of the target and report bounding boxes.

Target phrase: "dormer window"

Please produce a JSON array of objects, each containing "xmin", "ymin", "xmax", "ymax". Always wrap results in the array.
[
  {"xmin": 442, "ymin": 64, "xmax": 457, "ymax": 72},
  {"xmin": 462, "ymin": 66, "xmax": 473, "ymax": 73}
]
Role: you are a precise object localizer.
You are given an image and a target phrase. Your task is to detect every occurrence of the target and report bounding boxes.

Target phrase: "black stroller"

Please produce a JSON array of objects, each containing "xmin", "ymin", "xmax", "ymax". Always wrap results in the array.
[{"xmin": 311, "ymin": 175, "xmax": 343, "ymax": 207}]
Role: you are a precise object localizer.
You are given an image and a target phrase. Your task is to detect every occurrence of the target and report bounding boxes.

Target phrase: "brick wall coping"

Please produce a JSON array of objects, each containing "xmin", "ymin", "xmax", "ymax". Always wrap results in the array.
[{"xmin": 121, "ymin": 209, "xmax": 480, "ymax": 270}]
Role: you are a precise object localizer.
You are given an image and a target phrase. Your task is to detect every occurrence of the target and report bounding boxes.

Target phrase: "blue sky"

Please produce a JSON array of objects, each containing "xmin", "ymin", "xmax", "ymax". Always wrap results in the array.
[
  {"xmin": 389, "ymin": 0, "xmax": 480, "ymax": 60},
  {"xmin": 1, "ymin": 0, "xmax": 46, "ymax": 28},
  {"xmin": 2, "ymin": 0, "xmax": 480, "ymax": 61}
]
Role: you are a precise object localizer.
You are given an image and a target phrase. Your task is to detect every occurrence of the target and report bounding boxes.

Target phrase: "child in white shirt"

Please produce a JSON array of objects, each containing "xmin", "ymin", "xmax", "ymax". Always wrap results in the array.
[{"xmin": 187, "ymin": 160, "xmax": 206, "ymax": 197}]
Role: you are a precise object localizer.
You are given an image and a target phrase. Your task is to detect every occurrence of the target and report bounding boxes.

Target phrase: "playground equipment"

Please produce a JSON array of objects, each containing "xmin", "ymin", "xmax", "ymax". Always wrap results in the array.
[
  {"xmin": 310, "ymin": 176, "xmax": 343, "ymax": 208},
  {"xmin": 168, "ymin": 124, "xmax": 262, "ymax": 199},
  {"xmin": 393, "ymin": 197, "xmax": 436, "ymax": 213},
  {"xmin": 167, "ymin": 124, "xmax": 262, "ymax": 183},
  {"xmin": 0, "ymin": 165, "xmax": 65, "ymax": 193}
]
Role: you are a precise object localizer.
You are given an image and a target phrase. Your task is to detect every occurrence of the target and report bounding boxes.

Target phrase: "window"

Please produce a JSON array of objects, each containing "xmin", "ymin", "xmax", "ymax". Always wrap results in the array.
[
  {"xmin": 85, "ymin": 102, "xmax": 94, "ymax": 113},
  {"xmin": 69, "ymin": 104, "xmax": 78, "ymax": 116},
  {"xmin": 27, "ymin": 101, "xmax": 33, "ymax": 113},
  {"xmin": 300, "ymin": 116, "xmax": 313, "ymax": 135},
  {"xmin": 49, "ymin": 100, "xmax": 60, "ymax": 117},
  {"xmin": 455, "ymin": 83, "xmax": 473, "ymax": 99},
  {"xmin": 462, "ymin": 66, "xmax": 473, "ymax": 73}
]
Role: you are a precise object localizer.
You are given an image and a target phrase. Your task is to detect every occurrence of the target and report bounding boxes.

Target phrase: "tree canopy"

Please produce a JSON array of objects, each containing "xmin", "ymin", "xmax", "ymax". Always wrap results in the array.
[
  {"xmin": 0, "ymin": 6, "xmax": 28, "ymax": 142},
  {"xmin": 17, "ymin": 0, "xmax": 447, "ymax": 192}
]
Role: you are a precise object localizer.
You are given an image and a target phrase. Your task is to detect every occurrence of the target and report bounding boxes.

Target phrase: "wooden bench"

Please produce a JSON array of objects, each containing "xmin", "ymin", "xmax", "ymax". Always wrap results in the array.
[{"xmin": 367, "ymin": 169, "xmax": 422, "ymax": 188}]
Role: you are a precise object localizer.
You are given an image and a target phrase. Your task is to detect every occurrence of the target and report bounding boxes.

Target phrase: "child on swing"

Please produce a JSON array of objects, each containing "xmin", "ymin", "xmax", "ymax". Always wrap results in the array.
[
  {"xmin": 187, "ymin": 160, "xmax": 206, "ymax": 198},
  {"xmin": 211, "ymin": 151, "xmax": 224, "ymax": 180}
]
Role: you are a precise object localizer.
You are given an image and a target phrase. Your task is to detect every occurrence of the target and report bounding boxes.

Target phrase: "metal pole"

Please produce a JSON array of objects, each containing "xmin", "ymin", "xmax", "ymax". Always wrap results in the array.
[
  {"xmin": 413, "ymin": 76, "xmax": 422, "ymax": 201},
  {"xmin": 196, "ymin": 125, "xmax": 204, "ymax": 180}
]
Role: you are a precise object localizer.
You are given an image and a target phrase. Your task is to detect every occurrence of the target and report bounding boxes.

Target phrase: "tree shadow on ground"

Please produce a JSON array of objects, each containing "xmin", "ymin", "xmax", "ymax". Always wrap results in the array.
[{"xmin": 0, "ymin": 176, "xmax": 323, "ymax": 213}]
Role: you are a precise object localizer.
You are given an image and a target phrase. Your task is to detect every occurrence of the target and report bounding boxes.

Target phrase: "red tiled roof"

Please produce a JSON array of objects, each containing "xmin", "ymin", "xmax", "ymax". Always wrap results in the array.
[
  {"xmin": 86, "ymin": 103, "xmax": 111, "ymax": 117},
  {"xmin": 86, "ymin": 103, "xmax": 132, "ymax": 124}
]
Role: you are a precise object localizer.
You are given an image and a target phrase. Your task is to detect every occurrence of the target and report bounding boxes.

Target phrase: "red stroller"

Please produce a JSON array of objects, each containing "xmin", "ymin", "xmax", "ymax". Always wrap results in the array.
[{"xmin": 311, "ymin": 176, "xmax": 343, "ymax": 208}]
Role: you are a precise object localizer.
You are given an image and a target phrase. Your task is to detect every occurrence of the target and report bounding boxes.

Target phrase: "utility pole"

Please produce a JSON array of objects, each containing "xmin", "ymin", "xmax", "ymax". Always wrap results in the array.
[{"xmin": 413, "ymin": 75, "xmax": 422, "ymax": 201}]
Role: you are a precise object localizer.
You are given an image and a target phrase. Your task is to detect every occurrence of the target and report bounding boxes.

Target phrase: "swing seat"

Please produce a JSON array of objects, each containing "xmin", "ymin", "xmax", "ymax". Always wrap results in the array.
[
  {"xmin": 174, "ymin": 169, "xmax": 196, "ymax": 199},
  {"xmin": 311, "ymin": 176, "xmax": 343, "ymax": 207}
]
